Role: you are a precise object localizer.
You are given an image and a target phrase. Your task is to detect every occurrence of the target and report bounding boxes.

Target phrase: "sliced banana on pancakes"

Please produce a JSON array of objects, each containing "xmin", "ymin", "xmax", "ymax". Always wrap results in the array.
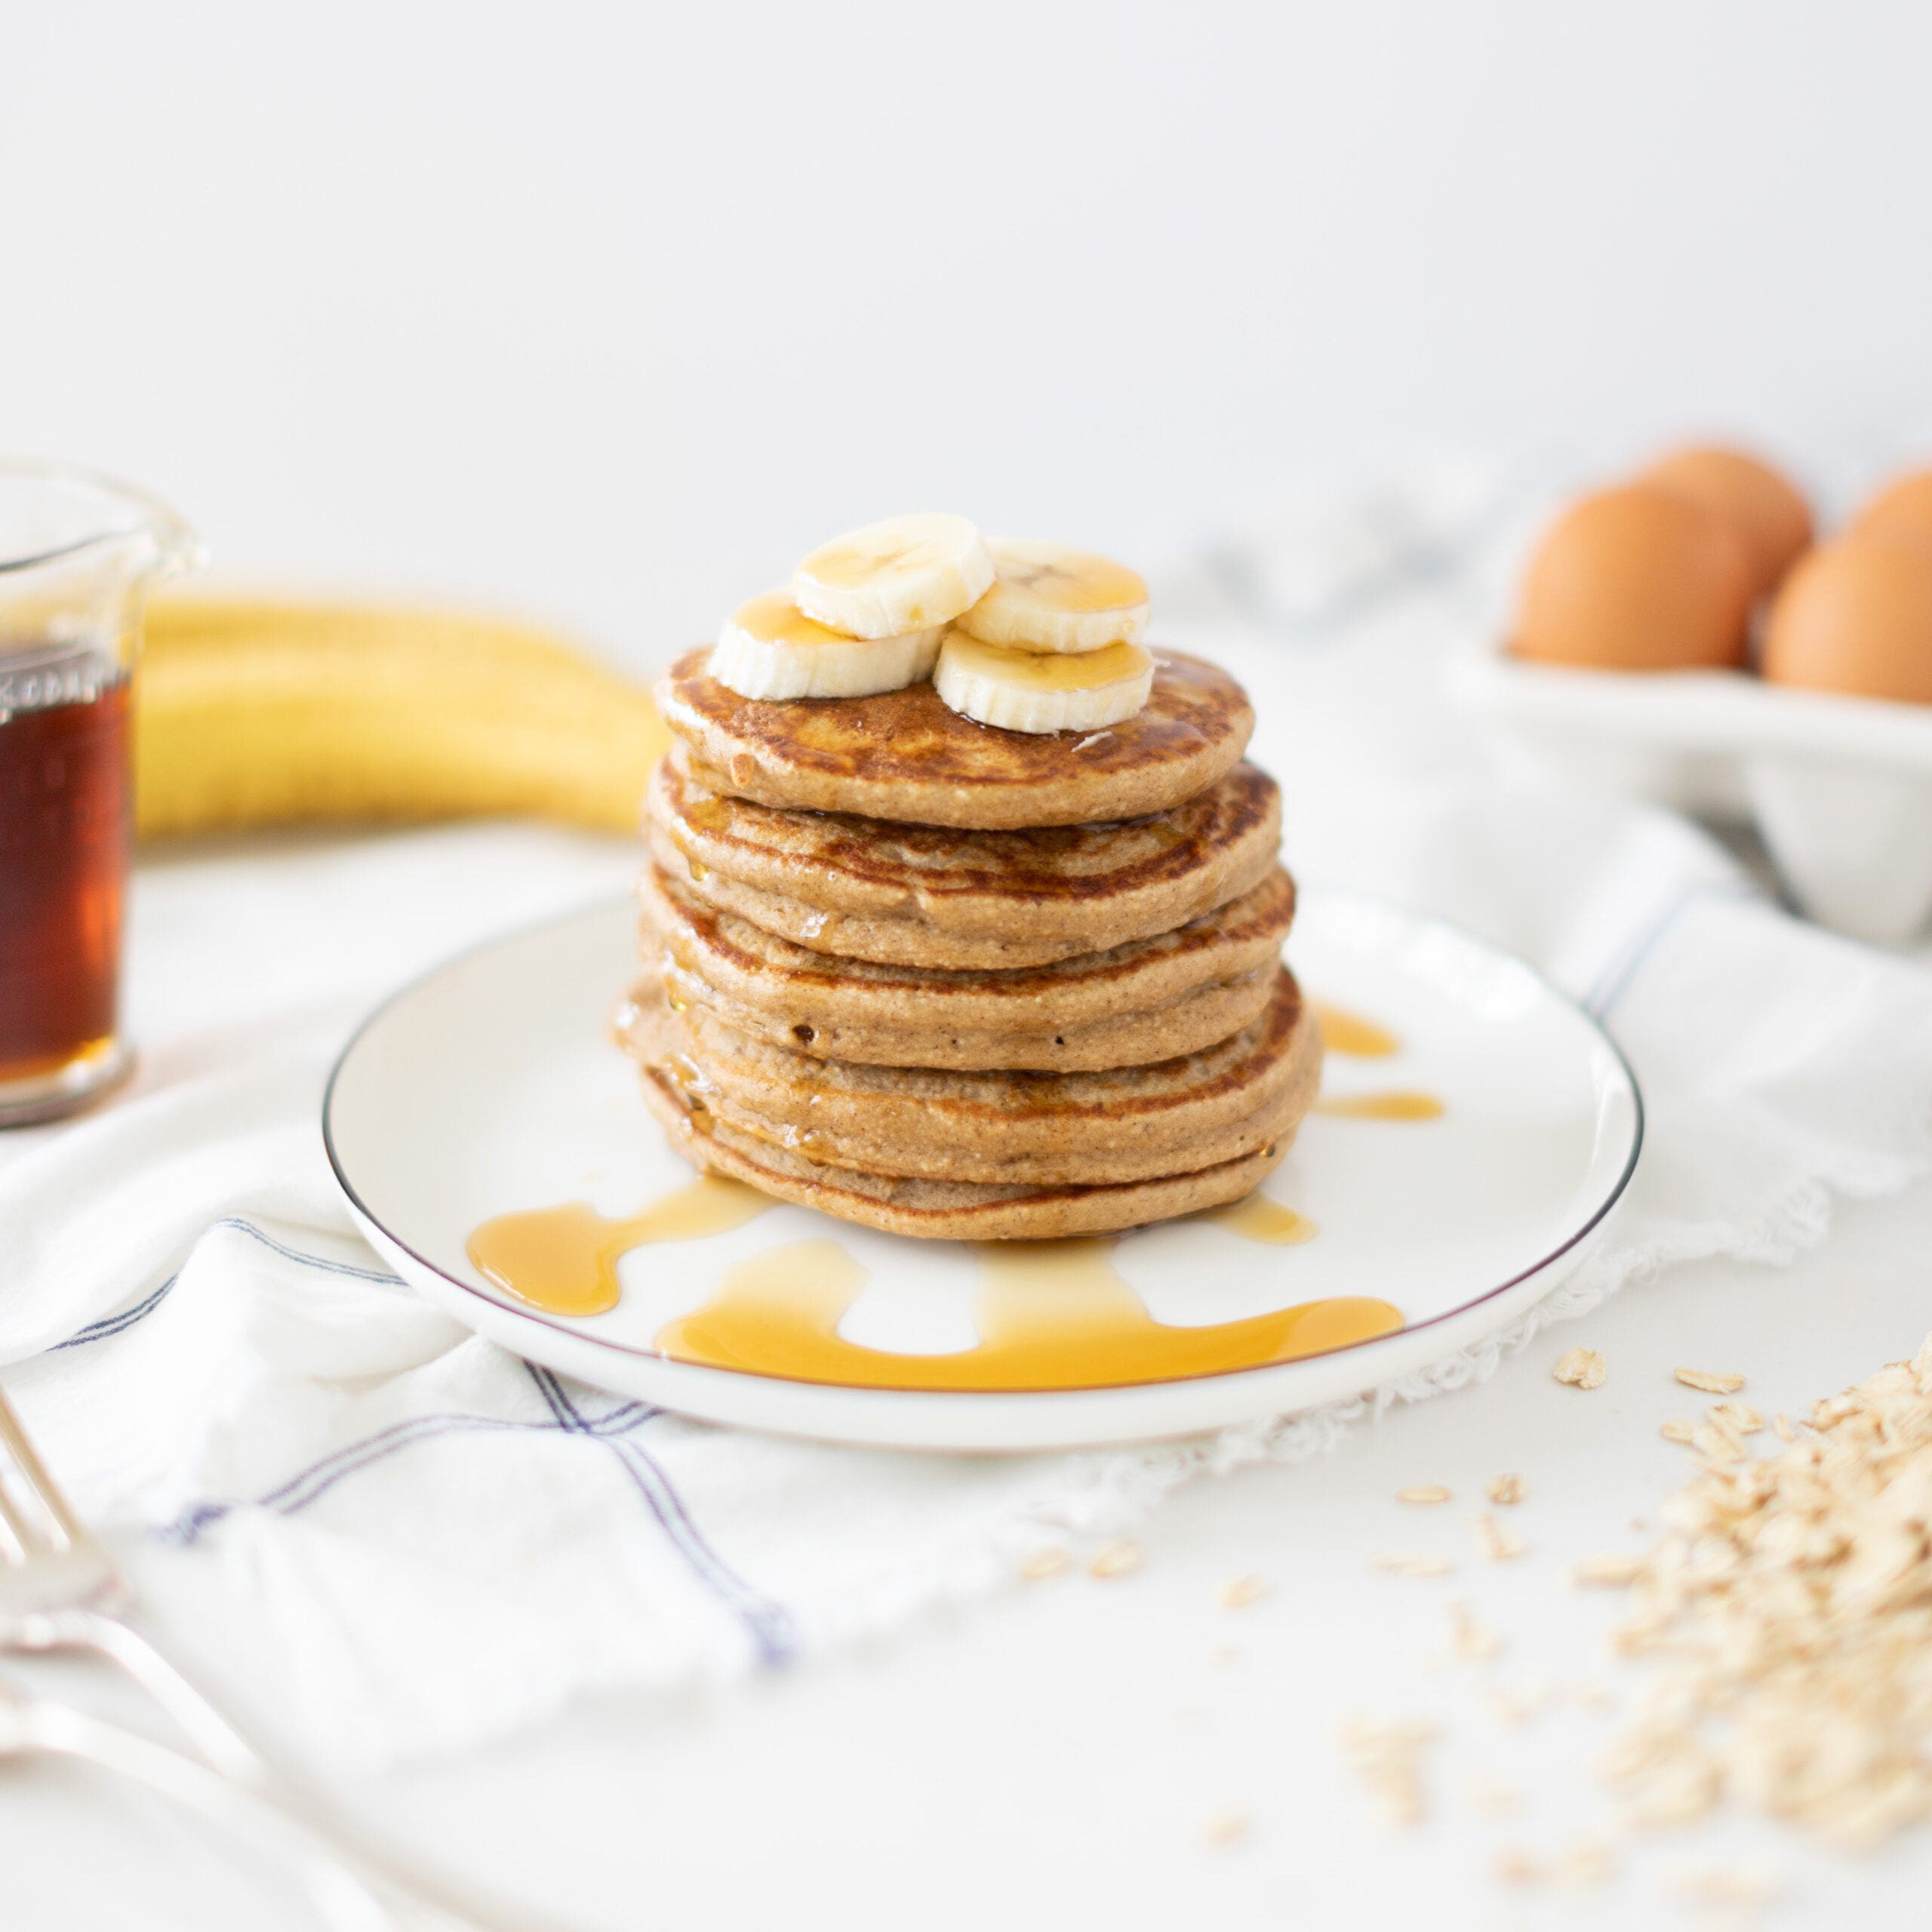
[
  {"xmin": 710, "ymin": 514, "xmax": 1160, "ymax": 730},
  {"xmin": 955, "ymin": 538, "xmax": 1149, "ymax": 654},
  {"xmin": 710, "ymin": 591, "xmax": 944, "ymax": 701},
  {"xmin": 792, "ymin": 512, "xmax": 995, "ymax": 639},
  {"xmin": 934, "ymin": 632, "xmax": 1155, "ymax": 735}
]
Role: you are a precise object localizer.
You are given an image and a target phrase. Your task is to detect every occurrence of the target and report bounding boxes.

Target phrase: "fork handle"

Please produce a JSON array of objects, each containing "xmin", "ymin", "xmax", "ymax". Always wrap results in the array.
[
  {"xmin": 50, "ymin": 1605, "xmax": 269, "ymax": 1781},
  {"xmin": 22, "ymin": 1694, "xmax": 487, "ymax": 1932},
  {"xmin": 48, "ymin": 1606, "xmax": 558, "ymax": 1932}
]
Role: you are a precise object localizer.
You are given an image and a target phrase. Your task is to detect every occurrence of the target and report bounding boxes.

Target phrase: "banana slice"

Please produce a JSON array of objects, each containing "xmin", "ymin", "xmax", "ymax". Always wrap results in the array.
[
  {"xmin": 955, "ymin": 538, "xmax": 1150, "ymax": 654},
  {"xmin": 934, "ymin": 632, "xmax": 1155, "ymax": 734},
  {"xmin": 792, "ymin": 513, "xmax": 995, "ymax": 639},
  {"xmin": 710, "ymin": 591, "xmax": 943, "ymax": 700}
]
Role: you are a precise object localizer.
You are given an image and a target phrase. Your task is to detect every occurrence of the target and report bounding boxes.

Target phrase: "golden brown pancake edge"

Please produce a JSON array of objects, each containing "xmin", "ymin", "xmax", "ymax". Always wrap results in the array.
[
  {"xmin": 645, "ymin": 755, "xmax": 1281, "ymax": 967},
  {"xmin": 655, "ymin": 646, "xmax": 1255, "ymax": 829},
  {"xmin": 622, "ymin": 969, "xmax": 1320, "ymax": 1185},
  {"xmin": 637, "ymin": 1071, "xmax": 1300, "ymax": 1241},
  {"xmin": 638, "ymin": 863, "xmax": 1297, "ymax": 1064}
]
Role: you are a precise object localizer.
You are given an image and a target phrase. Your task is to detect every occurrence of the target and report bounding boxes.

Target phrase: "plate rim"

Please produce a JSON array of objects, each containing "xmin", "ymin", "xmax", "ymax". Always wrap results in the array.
[{"xmin": 320, "ymin": 886, "xmax": 1644, "ymax": 1404}]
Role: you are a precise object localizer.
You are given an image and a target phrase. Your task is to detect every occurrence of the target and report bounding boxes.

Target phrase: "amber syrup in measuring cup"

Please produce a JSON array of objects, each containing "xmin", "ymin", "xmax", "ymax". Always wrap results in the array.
[
  {"xmin": 0, "ymin": 641, "xmax": 133, "ymax": 1091},
  {"xmin": 0, "ymin": 461, "xmax": 197, "ymax": 1124}
]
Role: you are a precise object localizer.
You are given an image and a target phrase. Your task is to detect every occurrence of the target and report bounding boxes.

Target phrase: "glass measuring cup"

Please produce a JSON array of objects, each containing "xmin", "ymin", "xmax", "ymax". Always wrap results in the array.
[{"xmin": 0, "ymin": 462, "xmax": 200, "ymax": 1124}]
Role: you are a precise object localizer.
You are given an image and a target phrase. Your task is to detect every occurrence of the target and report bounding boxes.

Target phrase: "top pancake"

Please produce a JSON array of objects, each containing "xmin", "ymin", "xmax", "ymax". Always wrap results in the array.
[{"xmin": 654, "ymin": 646, "xmax": 1254, "ymax": 829}]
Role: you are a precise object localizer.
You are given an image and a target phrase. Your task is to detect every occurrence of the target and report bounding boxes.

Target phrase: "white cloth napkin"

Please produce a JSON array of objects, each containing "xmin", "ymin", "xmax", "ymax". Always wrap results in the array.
[{"xmin": 5, "ymin": 488, "xmax": 1932, "ymax": 1772}]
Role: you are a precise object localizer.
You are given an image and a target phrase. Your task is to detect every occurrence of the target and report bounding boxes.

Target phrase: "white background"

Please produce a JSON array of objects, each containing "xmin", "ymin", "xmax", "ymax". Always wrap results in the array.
[{"xmin": 7, "ymin": 1, "xmax": 1932, "ymax": 660}]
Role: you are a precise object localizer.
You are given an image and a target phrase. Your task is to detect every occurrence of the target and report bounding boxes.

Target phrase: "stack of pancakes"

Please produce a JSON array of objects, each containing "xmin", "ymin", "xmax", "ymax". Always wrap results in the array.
[{"xmin": 623, "ymin": 647, "xmax": 1322, "ymax": 1239}]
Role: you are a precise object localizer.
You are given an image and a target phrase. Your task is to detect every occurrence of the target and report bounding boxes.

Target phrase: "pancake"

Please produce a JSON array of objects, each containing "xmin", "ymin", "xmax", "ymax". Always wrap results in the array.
[
  {"xmin": 620, "ymin": 970, "xmax": 1319, "ymax": 1188},
  {"xmin": 639, "ymin": 863, "xmax": 1296, "ymax": 1070},
  {"xmin": 655, "ymin": 646, "xmax": 1254, "ymax": 829},
  {"xmin": 653, "ymin": 967, "xmax": 1275, "ymax": 1080},
  {"xmin": 645, "ymin": 752, "xmax": 1281, "ymax": 970},
  {"xmin": 637, "ymin": 1070, "xmax": 1296, "ymax": 1241}
]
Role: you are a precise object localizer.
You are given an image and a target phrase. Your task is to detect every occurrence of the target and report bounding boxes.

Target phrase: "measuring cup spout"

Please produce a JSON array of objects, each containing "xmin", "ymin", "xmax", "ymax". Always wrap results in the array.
[{"xmin": 0, "ymin": 461, "xmax": 201, "ymax": 651}]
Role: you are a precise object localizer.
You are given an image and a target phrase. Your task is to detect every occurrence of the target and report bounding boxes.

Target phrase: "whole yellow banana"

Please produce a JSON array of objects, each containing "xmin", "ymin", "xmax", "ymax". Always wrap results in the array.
[{"xmin": 134, "ymin": 598, "xmax": 671, "ymax": 839}]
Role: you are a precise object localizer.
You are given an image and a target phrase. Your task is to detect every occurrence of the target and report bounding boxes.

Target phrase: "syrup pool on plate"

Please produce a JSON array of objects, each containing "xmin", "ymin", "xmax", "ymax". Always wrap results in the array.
[
  {"xmin": 652, "ymin": 1235, "xmax": 1401, "ymax": 1392},
  {"xmin": 463, "ymin": 998, "xmax": 1439, "ymax": 1393}
]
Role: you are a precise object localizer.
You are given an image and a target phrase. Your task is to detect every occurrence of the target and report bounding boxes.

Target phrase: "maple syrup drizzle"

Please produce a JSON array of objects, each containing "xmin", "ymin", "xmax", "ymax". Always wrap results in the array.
[
  {"xmin": 1200, "ymin": 1193, "xmax": 1318, "ymax": 1243},
  {"xmin": 466, "ymin": 1175, "xmax": 771, "ymax": 1316},
  {"xmin": 653, "ymin": 1235, "xmax": 1401, "ymax": 1391},
  {"xmin": 1315, "ymin": 1091, "xmax": 1444, "ymax": 1121},
  {"xmin": 1309, "ymin": 1002, "xmax": 1442, "ymax": 1118},
  {"xmin": 681, "ymin": 793, "xmax": 734, "ymax": 835},
  {"xmin": 1312, "ymin": 1003, "xmax": 1400, "ymax": 1057}
]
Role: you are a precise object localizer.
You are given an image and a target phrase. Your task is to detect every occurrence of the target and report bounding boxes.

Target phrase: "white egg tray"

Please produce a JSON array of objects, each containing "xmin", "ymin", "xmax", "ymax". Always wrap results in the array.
[{"xmin": 1449, "ymin": 637, "xmax": 1932, "ymax": 943}]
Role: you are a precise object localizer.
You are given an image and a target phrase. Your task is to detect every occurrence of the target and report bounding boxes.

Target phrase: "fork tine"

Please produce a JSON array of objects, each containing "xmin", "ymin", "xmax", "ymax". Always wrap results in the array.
[{"xmin": 0, "ymin": 1386, "xmax": 84, "ymax": 1550}]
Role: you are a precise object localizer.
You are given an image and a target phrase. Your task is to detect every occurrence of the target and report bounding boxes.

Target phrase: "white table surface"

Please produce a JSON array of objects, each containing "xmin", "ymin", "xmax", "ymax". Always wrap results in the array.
[{"xmin": 7, "ymin": 605, "xmax": 1932, "ymax": 1930}]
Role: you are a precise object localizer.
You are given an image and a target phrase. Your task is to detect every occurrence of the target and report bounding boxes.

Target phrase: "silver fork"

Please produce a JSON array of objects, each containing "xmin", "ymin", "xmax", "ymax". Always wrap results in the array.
[
  {"xmin": 0, "ymin": 1383, "xmax": 558, "ymax": 1932},
  {"xmin": 0, "ymin": 1672, "xmax": 397, "ymax": 1932}
]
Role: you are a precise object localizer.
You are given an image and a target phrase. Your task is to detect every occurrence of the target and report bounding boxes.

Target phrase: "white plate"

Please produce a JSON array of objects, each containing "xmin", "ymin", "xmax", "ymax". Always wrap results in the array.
[
  {"xmin": 1449, "ymin": 633, "xmax": 1932, "ymax": 941},
  {"xmin": 324, "ymin": 892, "xmax": 1641, "ymax": 1453}
]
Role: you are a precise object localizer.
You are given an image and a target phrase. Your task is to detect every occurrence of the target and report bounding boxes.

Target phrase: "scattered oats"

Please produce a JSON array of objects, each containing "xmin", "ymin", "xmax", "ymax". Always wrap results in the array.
[
  {"xmin": 1019, "ymin": 1547, "xmax": 1068, "ymax": 1580},
  {"xmin": 1449, "ymin": 1599, "xmax": 1505, "ymax": 1662},
  {"xmin": 1708, "ymin": 1401, "xmax": 1763, "ymax": 1435},
  {"xmin": 1339, "ymin": 1717, "xmax": 1436, "ymax": 1826},
  {"xmin": 1675, "ymin": 1367, "xmax": 1746, "ymax": 1395},
  {"xmin": 1486, "ymin": 1681, "xmax": 1553, "ymax": 1727},
  {"xmin": 1572, "ymin": 1679, "xmax": 1615, "ymax": 1714},
  {"xmin": 1610, "ymin": 1739, "xmax": 1721, "ymax": 1828},
  {"xmin": 1487, "ymin": 1473, "xmax": 1526, "ymax": 1506},
  {"xmin": 1396, "ymin": 1483, "xmax": 1453, "ymax": 1505},
  {"xmin": 1554, "ymin": 1346, "xmax": 1607, "ymax": 1389},
  {"xmin": 1490, "ymin": 1847, "xmax": 1540, "ymax": 1886},
  {"xmin": 1169, "ymin": 1705, "xmax": 1206, "ymax": 1729},
  {"xmin": 1669, "ymin": 1865, "xmax": 1780, "ymax": 1908},
  {"xmin": 1200, "ymin": 1809, "xmax": 1252, "ymax": 1850},
  {"xmin": 1550, "ymin": 1837, "xmax": 1617, "ymax": 1889},
  {"xmin": 1660, "ymin": 1417, "xmax": 1699, "ymax": 1444},
  {"xmin": 1372, "ymin": 1552, "xmax": 1455, "ymax": 1578},
  {"xmin": 1689, "ymin": 1420, "xmax": 1747, "ymax": 1465},
  {"xmin": 1463, "ymin": 1775, "xmax": 1522, "ymax": 1817},
  {"xmin": 1208, "ymin": 1641, "xmax": 1242, "ymax": 1667},
  {"xmin": 1474, "ymin": 1512, "xmax": 1527, "ymax": 1561},
  {"xmin": 1600, "ymin": 1333, "xmax": 1932, "ymax": 1850},
  {"xmin": 1451, "ymin": 1620, "xmax": 1503, "ymax": 1664},
  {"xmin": 1571, "ymin": 1552, "xmax": 1645, "ymax": 1588},
  {"xmin": 1088, "ymin": 1540, "xmax": 1140, "ymax": 1580},
  {"xmin": 1219, "ymin": 1574, "xmax": 1269, "ymax": 1610}
]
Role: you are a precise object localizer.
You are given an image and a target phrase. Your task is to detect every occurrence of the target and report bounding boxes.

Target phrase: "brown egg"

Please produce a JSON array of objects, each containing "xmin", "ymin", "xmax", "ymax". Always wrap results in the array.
[
  {"xmin": 1847, "ymin": 469, "xmax": 1932, "ymax": 554},
  {"xmin": 1513, "ymin": 484, "xmax": 1754, "ymax": 671},
  {"xmin": 1641, "ymin": 445, "xmax": 1814, "ymax": 598},
  {"xmin": 1761, "ymin": 536, "xmax": 1932, "ymax": 704}
]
